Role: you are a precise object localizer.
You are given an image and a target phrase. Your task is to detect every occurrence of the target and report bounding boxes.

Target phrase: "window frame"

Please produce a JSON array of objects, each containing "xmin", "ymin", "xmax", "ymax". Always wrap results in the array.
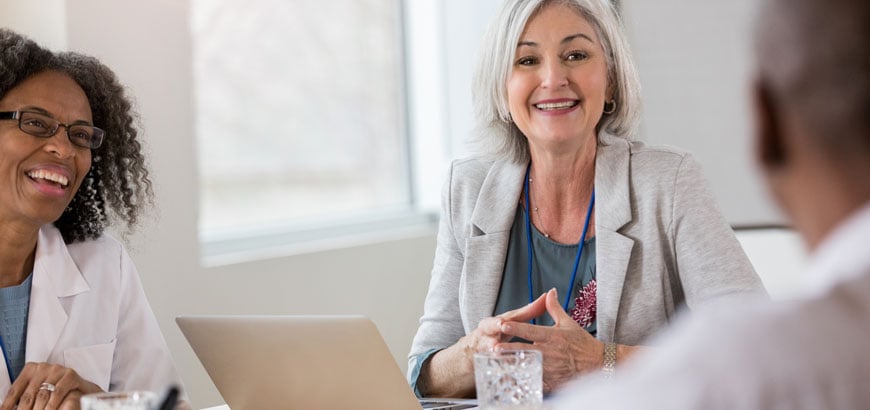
[{"xmin": 198, "ymin": 0, "xmax": 449, "ymax": 266}]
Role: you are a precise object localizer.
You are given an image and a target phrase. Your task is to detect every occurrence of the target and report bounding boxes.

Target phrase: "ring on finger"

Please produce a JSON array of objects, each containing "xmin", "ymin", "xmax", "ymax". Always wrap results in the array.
[{"xmin": 39, "ymin": 382, "xmax": 56, "ymax": 392}]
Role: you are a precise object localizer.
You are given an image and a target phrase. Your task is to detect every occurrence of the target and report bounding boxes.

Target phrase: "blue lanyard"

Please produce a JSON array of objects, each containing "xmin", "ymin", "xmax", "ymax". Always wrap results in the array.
[
  {"xmin": 524, "ymin": 163, "xmax": 595, "ymax": 324},
  {"xmin": 0, "ymin": 333, "xmax": 14, "ymax": 382}
]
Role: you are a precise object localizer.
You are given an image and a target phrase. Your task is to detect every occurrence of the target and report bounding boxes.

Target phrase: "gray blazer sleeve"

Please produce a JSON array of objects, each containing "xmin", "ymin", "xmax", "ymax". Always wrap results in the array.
[
  {"xmin": 407, "ymin": 161, "xmax": 467, "ymax": 378},
  {"xmin": 670, "ymin": 155, "xmax": 765, "ymax": 306},
  {"xmin": 610, "ymin": 148, "xmax": 766, "ymax": 344}
]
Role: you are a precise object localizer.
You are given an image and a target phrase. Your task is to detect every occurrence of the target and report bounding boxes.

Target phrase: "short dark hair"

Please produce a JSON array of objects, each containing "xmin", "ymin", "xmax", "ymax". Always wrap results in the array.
[
  {"xmin": 0, "ymin": 29, "xmax": 153, "ymax": 243},
  {"xmin": 756, "ymin": 0, "xmax": 870, "ymax": 157}
]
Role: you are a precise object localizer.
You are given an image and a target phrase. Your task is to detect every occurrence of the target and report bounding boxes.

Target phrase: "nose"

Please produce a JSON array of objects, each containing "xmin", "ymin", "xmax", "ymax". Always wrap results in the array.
[
  {"xmin": 540, "ymin": 58, "xmax": 569, "ymax": 89},
  {"xmin": 43, "ymin": 128, "xmax": 77, "ymax": 159}
]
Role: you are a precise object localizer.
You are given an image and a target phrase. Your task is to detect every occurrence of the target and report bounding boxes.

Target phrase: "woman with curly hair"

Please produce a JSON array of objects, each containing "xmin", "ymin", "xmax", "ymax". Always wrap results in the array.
[{"xmin": 0, "ymin": 29, "xmax": 186, "ymax": 408}]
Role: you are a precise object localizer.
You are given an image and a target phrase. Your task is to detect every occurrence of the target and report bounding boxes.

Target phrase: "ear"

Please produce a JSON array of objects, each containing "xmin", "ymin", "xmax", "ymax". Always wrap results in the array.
[
  {"xmin": 606, "ymin": 77, "xmax": 616, "ymax": 102},
  {"xmin": 752, "ymin": 78, "xmax": 787, "ymax": 169}
]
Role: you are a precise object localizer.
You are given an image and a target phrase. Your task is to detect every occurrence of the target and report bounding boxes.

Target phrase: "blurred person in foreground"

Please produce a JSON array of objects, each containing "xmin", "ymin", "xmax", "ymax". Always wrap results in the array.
[
  {"xmin": 0, "ymin": 29, "xmax": 187, "ymax": 409},
  {"xmin": 408, "ymin": 0, "xmax": 765, "ymax": 398},
  {"xmin": 553, "ymin": 0, "xmax": 870, "ymax": 407}
]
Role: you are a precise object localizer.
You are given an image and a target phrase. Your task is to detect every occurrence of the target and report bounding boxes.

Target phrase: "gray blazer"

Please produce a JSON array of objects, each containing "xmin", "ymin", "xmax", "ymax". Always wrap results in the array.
[{"xmin": 408, "ymin": 134, "xmax": 765, "ymax": 374}]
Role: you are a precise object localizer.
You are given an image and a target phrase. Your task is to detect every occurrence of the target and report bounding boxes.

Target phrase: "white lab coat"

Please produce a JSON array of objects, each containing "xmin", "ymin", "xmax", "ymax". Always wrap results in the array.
[{"xmin": 0, "ymin": 224, "xmax": 184, "ymax": 399}]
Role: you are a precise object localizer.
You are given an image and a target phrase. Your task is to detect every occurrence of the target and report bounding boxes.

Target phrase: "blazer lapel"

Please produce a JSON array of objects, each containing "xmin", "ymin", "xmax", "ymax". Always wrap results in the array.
[
  {"xmin": 459, "ymin": 161, "xmax": 526, "ymax": 333},
  {"xmin": 595, "ymin": 135, "xmax": 635, "ymax": 342},
  {"xmin": 25, "ymin": 225, "xmax": 90, "ymax": 363}
]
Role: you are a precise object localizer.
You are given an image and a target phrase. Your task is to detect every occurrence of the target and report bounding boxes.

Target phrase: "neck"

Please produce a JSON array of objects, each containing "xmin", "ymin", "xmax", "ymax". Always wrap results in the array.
[
  {"xmin": 528, "ymin": 138, "xmax": 597, "ymax": 209},
  {"xmin": 794, "ymin": 178, "xmax": 870, "ymax": 252},
  {"xmin": 775, "ymin": 152, "xmax": 870, "ymax": 252},
  {"xmin": 525, "ymin": 138, "xmax": 597, "ymax": 244},
  {"xmin": 0, "ymin": 219, "xmax": 40, "ymax": 287}
]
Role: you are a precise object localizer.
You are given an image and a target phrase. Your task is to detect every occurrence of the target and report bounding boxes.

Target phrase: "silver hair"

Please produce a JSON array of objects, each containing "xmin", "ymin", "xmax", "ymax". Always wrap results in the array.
[
  {"xmin": 755, "ymin": 0, "xmax": 870, "ymax": 157},
  {"xmin": 470, "ymin": 0, "xmax": 641, "ymax": 163}
]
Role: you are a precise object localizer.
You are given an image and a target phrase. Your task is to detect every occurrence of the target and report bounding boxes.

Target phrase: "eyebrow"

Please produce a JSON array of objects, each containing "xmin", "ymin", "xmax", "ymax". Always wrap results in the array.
[
  {"xmin": 21, "ymin": 105, "xmax": 52, "ymax": 116},
  {"xmin": 20, "ymin": 105, "xmax": 94, "ymax": 126},
  {"xmin": 517, "ymin": 33, "xmax": 595, "ymax": 48}
]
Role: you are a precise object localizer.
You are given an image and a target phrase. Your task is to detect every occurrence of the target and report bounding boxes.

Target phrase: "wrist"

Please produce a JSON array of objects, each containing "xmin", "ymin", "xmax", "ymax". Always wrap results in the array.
[
  {"xmin": 602, "ymin": 342, "xmax": 617, "ymax": 378},
  {"xmin": 456, "ymin": 336, "xmax": 477, "ymax": 374}
]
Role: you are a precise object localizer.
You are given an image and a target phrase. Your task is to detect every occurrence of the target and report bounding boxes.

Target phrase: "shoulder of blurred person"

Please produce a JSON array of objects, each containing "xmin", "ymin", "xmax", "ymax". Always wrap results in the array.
[{"xmin": 552, "ymin": 246, "xmax": 870, "ymax": 409}]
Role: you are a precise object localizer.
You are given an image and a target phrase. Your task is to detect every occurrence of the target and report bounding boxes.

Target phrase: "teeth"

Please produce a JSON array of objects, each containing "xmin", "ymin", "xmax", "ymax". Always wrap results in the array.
[
  {"xmin": 536, "ymin": 101, "xmax": 578, "ymax": 110},
  {"xmin": 28, "ymin": 169, "xmax": 69, "ymax": 187}
]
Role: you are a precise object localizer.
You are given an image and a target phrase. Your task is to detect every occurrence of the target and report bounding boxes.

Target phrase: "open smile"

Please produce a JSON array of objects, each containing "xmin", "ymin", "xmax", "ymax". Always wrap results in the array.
[
  {"xmin": 25, "ymin": 167, "xmax": 73, "ymax": 198},
  {"xmin": 27, "ymin": 169, "xmax": 70, "ymax": 188},
  {"xmin": 534, "ymin": 100, "xmax": 579, "ymax": 111}
]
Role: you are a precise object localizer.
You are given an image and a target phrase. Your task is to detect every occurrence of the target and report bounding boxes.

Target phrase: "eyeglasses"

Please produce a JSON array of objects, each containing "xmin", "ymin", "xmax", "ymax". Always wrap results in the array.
[{"xmin": 0, "ymin": 110, "xmax": 105, "ymax": 149}]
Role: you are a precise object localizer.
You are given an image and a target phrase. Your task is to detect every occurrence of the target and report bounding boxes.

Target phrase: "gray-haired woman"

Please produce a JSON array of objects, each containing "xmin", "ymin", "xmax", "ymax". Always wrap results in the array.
[{"xmin": 408, "ymin": 0, "xmax": 766, "ymax": 398}]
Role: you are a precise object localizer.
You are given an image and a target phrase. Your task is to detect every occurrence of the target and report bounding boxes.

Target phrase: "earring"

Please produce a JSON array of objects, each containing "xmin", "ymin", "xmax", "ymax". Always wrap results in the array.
[{"xmin": 603, "ymin": 100, "xmax": 617, "ymax": 115}]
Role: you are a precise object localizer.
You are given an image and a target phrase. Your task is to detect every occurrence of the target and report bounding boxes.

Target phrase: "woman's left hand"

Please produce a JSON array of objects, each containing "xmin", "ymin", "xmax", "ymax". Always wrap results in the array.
[
  {"xmin": 0, "ymin": 362, "xmax": 103, "ymax": 410},
  {"xmin": 497, "ymin": 288, "xmax": 604, "ymax": 393}
]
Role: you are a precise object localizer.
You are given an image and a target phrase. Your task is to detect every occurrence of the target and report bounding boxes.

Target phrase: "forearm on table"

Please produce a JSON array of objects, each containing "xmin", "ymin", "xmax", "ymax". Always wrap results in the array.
[{"xmin": 418, "ymin": 344, "xmax": 476, "ymax": 398}]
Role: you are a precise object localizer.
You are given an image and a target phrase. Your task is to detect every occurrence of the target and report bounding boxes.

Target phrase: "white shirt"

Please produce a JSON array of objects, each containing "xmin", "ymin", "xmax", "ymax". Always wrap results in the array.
[
  {"xmin": 553, "ymin": 202, "xmax": 870, "ymax": 410},
  {"xmin": 0, "ymin": 225, "xmax": 185, "ymax": 399}
]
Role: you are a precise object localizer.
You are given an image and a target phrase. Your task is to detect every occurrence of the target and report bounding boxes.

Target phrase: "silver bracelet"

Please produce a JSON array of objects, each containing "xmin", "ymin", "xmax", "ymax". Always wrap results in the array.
[{"xmin": 602, "ymin": 342, "xmax": 617, "ymax": 378}]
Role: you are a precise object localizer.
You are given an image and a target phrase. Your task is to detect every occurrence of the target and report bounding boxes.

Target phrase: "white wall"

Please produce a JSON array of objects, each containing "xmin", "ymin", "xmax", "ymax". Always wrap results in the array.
[
  {"xmin": 736, "ymin": 229, "xmax": 809, "ymax": 299},
  {"xmin": 2, "ymin": 1, "xmax": 438, "ymax": 408},
  {"xmin": 441, "ymin": 0, "xmax": 503, "ymax": 156},
  {"xmin": 0, "ymin": 0, "xmax": 67, "ymax": 49},
  {"xmin": 621, "ymin": 0, "xmax": 783, "ymax": 226}
]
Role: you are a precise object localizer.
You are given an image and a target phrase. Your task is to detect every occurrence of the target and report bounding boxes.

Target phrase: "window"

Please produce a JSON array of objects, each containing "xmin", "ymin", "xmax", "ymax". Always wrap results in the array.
[{"xmin": 192, "ymin": 0, "xmax": 418, "ymax": 259}]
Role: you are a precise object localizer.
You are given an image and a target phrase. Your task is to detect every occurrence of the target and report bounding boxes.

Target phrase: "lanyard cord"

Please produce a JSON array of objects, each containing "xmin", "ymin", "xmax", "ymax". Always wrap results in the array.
[{"xmin": 524, "ymin": 163, "xmax": 596, "ymax": 324}]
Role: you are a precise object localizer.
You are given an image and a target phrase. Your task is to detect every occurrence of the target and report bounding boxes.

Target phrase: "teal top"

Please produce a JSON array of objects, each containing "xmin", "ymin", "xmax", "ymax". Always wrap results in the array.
[
  {"xmin": 0, "ymin": 273, "xmax": 33, "ymax": 381},
  {"xmin": 495, "ymin": 206, "xmax": 597, "ymax": 333},
  {"xmin": 410, "ymin": 206, "xmax": 598, "ymax": 397}
]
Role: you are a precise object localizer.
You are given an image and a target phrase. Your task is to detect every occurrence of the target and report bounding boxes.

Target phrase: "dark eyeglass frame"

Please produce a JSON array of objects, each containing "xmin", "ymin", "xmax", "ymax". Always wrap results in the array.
[{"xmin": 0, "ymin": 110, "xmax": 105, "ymax": 149}]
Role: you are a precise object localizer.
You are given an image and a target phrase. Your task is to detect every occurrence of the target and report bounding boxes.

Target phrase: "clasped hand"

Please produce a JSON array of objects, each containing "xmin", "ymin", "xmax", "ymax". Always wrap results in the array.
[
  {"xmin": 0, "ymin": 362, "xmax": 102, "ymax": 410},
  {"xmin": 462, "ymin": 288, "xmax": 604, "ymax": 393}
]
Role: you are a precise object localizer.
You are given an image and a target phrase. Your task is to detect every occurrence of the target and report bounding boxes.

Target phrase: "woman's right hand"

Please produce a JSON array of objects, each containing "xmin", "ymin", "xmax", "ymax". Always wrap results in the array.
[
  {"xmin": 459, "ymin": 291, "xmax": 550, "ymax": 359},
  {"xmin": 419, "ymin": 292, "xmax": 550, "ymax": 397},
  {"xmin": 0, "ymin": 362, "xmax": 103, "ymax": 410}
]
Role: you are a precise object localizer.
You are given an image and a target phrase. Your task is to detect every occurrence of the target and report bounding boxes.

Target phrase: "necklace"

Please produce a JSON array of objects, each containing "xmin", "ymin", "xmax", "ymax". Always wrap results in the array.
[
  {"xmin": 523, "ymin": 163, "xmax": 595, "ymax": 324},
  {"xmin": 527, "ymin": 177, "xmax": 552, "ymax": 238}
]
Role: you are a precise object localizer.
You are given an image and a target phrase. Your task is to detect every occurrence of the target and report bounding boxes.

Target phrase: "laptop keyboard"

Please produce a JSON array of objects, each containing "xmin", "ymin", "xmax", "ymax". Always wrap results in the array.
[{"xmin": 419, "ymin": 400, "xmax": 477, "ymax": 409}]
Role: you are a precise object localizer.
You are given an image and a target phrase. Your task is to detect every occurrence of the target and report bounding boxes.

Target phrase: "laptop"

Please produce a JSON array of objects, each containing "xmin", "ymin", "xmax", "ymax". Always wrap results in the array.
[{"xmin": 176, "ymin": 315, "xmax": 477, "ymax": 410}]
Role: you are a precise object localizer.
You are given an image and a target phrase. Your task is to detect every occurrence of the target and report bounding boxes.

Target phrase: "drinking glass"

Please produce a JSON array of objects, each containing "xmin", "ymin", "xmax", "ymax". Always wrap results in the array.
[
  {"xmin": 474, "ymin": 349, "xmax": 543, "ymax": 409},
  {"xmin": 80, "ymin": 391, "xmax": 157, "ymax": 410}
]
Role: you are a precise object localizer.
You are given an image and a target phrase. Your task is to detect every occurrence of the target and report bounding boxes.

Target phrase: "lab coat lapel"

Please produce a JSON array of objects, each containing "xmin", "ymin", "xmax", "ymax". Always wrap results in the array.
[
  {"xmin": 0, "ymin": 356, "xmax": 9, "ymax": 396},
  {"xmin": 25, "ymin": 225, "xmax": 90, "ymax": 363},
  {"xmin": 460, "ymin": 161, "xmax": 526, "ymax": 333},
  {"xmin": 594, "ymin": 135, "xmax": 635, "ymax": 342}
]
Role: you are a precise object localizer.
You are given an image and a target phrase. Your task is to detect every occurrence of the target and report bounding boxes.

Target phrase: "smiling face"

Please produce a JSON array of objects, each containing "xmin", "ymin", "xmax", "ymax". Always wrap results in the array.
[
  {"xmin": 0, "ymin": 70, "xmax": 94, "ymax": 229},
  {"xmin": 507, "ymin": 3, "xmax": 610, "ymax": 152}
]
